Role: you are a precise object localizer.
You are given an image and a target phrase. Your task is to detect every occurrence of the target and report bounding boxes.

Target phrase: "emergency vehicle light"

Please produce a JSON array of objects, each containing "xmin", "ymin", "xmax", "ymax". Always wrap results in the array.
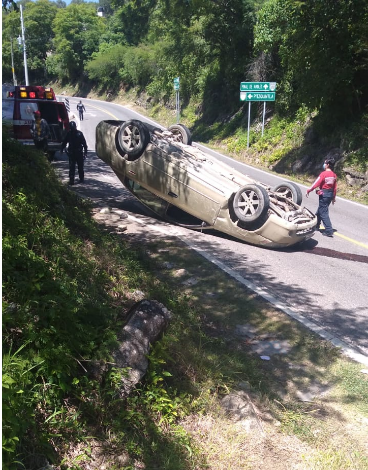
[
  {"xmin": 20, "ymin": 91, "xmax": 28, "ymax": 98},
  {"xmin": 45, "ymin": 91, "xmax": 53, "ymax": 99},
  {"xmin": 29, "ymin": 92, "xmax": 36, "ymax": 98}
]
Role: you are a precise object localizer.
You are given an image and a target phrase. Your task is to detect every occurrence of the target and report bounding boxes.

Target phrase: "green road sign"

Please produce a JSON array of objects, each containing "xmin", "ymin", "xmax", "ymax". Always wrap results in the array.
[
  {"xmin": 240, "ymin": 82, "xmax": 276, "ymax": 92},
  {"xmin": 240, "ymin": 91, "xmax": 276, "ymax": 102},
  {"xmin": 174, "ymin": 77, "xmax": 180, "ymax": 91}
]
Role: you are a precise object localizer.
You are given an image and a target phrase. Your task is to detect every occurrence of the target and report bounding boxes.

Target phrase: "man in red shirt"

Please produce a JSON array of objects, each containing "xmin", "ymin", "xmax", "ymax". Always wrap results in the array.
[{"xmin": 306, "ymin": 157, "xmax": 337, "ymax": 237}]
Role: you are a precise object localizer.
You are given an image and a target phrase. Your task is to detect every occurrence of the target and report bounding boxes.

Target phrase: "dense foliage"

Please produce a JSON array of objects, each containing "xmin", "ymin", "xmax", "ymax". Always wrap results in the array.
[
  {"xmin": 2, "ymin": 131, "xmax": 159, "ymax": 468},
  {"xmin": 3, "ymin": 0, "xmax": 368, "ymax": 128}
]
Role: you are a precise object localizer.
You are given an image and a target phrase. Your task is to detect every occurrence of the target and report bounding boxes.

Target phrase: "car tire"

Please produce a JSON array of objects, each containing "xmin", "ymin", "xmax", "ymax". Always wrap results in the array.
[
  {"xmin": 168, "ymin": 124, "xmax": 193, "ymax": 145},
  {"xmin": 117, "ymin": 120, "xmax": 150, "ymax": 158},
  {"xmin": 233, "ymin": 184, "xmax": 270, "ymax": 224},
  {"xmin": 272, "ymin": 181, "xmax": 303, "ymax": 205}
]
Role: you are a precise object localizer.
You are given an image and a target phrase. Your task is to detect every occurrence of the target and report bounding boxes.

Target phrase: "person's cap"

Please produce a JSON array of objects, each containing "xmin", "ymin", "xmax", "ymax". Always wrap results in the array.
[{"xmin": 34, "ymin": 110, "xmax": 41, "ymax": 117}]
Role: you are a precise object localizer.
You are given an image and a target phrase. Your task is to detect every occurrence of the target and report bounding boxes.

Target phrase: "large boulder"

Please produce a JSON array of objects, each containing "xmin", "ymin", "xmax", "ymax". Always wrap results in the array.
[{"xmin": 112, "ymin": 299, "xmax": 172, "ymax": 398}]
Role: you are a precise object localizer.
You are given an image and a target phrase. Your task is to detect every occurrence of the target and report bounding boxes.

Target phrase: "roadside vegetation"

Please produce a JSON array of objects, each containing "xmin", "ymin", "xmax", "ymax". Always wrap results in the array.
[{"xmin": 3, "ymin": 130, "xmax": 368, "ymax": 469}]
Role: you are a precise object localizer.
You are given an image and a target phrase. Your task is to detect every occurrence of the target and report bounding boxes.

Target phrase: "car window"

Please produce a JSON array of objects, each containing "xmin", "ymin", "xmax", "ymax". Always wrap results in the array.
[
  {"xmin": 166, "ymin": 205, "xmax": 206, "ymax": 227},
  {"xmin": 125, "ymin": 178, "xmax": 168, "ymax": 217},
  {"xmin": 20, "ymin": 102, "xmax": 37, "ymax": 120},
  {"xmin": 125, "ymin": 178, "xmax": 206, "ymax": 227}
]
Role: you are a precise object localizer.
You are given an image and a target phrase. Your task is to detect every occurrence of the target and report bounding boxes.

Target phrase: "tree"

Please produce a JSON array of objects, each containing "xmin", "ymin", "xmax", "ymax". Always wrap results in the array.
[
  {"xmin": 254, "ymin": 0, "xmax": 368, "ymax": 123},
  {"xmin": 2, "ymin": 9, "xmax": 23, "ymax": 83},
  {"xmin": 2, "ymin": 0, "xmax": 18, "ymax": 11},
  {"xmin": 22, "ymin": 0, "xmax": 58, "ymax": 81},
  {"xmin": 110, "ymin": 0, "xmax": 157, "ymax": 45},
  {"xmin": 54, "ymin": 0, "xmax": 67, "ymax": 8},
  {"xmin": 51, "ymin": 3, "xmax": 106, "ymax": 80},
  {"xmin": 2, "ymin": 0, "xmax": 58, "ymax": 83}
]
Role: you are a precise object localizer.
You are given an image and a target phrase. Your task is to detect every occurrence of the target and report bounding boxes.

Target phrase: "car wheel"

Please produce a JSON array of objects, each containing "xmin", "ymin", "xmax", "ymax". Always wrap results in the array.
[
  {"xmin": 117, "ymin": 120, "xmax": 150, "ymax": 158},
  {"xmin": 168, "ymin": 124, "xmax": 193, "ymax": 145},
  {"xmin": 233, "ymin": 184, "xmax": 270, "ymax": 223},
  {"xmin": 272, "ymin": 181, "xmax": 302, "ymax": 205}
]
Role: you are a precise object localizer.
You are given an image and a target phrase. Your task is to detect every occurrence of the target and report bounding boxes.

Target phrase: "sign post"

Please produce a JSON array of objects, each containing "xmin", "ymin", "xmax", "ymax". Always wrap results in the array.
[
  {"xmin": 240, "ymin": 82, "xmax": 276, "ymax": 144},
  {"xmin": 174, "ymin": 77, "xmax": 180, "ymax": 123},
  {"xmin": 247, "ymin": 102, "xmax": 251, "ymax": 149}
]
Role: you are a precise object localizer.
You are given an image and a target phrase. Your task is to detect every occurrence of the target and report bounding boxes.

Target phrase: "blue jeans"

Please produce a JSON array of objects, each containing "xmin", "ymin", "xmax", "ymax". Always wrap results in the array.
[{"xmin": 316, "ymin": 190, "xmax": 334, "ymax": 235}]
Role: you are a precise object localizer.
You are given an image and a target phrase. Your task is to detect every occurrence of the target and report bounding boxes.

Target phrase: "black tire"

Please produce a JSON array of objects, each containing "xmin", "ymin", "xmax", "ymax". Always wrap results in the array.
[
  {"xmin": 272, "ymin": 181, "xmax": 303, "ymax": 205},
  {"xmin": 117, "ymin": 120, "xmax": 150, "ymax": 158},
  {"xmin": 168, "ymin": 124, "xmax": 193, "ymax": 145},
  {"xmin": 233, "ymin": 184, "xmax": 270, "ymax": 224}
]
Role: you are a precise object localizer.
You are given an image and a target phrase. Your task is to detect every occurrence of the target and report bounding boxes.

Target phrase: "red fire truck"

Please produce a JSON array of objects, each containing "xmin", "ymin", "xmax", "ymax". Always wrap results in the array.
[{"xmin": 2, "ymin": 84, "xmax": 70, "ymax": 157}]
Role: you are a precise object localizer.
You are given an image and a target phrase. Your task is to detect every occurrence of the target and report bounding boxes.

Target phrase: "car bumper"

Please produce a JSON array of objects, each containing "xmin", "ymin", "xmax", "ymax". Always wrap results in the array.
[
  {"xmin": 252, "ymin": 214, "xmax": 317, "ymax": 247},
  {"xmin": 214, "ymin": 212, "xmax": 317, "ymax": 248}
]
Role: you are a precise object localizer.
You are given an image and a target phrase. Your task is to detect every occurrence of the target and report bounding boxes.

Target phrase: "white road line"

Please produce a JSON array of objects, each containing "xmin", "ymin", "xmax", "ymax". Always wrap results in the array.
[{"xmin": 129, "ymin": 214, "xmax": 368, "ymax": 366}]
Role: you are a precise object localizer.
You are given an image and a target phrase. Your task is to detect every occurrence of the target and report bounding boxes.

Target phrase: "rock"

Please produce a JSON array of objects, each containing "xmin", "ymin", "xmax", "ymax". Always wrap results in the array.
[
  {"xmin": 221, "ymin": 391, "xmax": 264, "ymax": 433},
  {"xmin": 343, "ymin": 167, "xmax": 368, "ymax": 187},
  {"xmin": 292, "ymin": 154, "xmax": 310, "ymax": 173},
  {"xmin": 325, "ymin": 148, "xmax": 343, "ymax": 163},
  {"xmin": 182, "ymin": 277, "xmax": 199, "ymax": 286},
  {"xmin": 116, "ymin": 453, "xmax": 130, "ymax": 466},
  {"xmin": 112, "ymin": 300, "xmax": 172, "ymax": 397}
]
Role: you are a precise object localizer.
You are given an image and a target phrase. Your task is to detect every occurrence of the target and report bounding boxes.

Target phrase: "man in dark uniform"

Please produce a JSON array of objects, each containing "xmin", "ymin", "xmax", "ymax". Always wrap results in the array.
[
  {"xmin": 76, "ymin": 100, "xmax": 86, "ymax": 121},
  {"xmin": 60, "ymin": 121, "xmax": 88, "ymax": 185}
]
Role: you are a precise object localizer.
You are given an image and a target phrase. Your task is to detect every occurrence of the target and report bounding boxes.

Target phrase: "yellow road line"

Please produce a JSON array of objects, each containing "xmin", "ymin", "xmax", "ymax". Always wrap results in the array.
[
  {"xmin": 84, "ymin": 102, "xmax": 120, "ymax": 120},
  {"xmin": 335, "ymin": 232, "xmax": 368, "ymax": 249}
]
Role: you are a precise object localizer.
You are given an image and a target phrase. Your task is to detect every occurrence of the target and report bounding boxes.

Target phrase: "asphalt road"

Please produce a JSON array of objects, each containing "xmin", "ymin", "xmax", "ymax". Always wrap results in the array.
[{"xmin": 54, "ymin": 96, "xmax": 368, "ymax": 365}]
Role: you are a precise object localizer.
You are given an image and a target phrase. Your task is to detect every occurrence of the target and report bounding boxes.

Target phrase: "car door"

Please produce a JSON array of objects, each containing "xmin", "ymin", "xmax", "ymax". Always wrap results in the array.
[{"xmin": 136, "ymin": 141, "xmax": 222, "ymax": 225}]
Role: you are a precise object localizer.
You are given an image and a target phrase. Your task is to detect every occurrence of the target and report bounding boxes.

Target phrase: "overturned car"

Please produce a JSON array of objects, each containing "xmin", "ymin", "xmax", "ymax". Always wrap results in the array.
[{"xmin": 95, "ymin": 119, "xmax": 317, "ymax": 248}]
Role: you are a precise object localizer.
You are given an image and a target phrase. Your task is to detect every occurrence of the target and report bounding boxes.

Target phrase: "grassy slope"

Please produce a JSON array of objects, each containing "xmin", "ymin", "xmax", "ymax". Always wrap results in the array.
[{"xmin": 2, "ymin": 111, "xmax": 368, "ymax": 470}]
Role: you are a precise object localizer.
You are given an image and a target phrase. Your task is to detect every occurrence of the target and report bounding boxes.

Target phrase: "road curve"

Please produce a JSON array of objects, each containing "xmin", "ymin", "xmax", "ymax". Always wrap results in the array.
[{"xmin": 54, "ymin": 96, "xmax": 368, "ymax": 365}]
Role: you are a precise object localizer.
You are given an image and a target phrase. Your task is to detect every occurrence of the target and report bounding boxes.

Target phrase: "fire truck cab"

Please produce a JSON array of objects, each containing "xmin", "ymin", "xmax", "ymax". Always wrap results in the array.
[{"xmin": 2, "ymin": 84, "xmax": 70, "ymax": 157}]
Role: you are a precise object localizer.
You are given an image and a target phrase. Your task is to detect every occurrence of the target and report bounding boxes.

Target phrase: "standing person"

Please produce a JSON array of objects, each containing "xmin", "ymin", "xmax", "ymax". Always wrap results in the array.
[
  {"xmin": 60, "ymin": 121, "xmax": 88, "ymax": 185},
  {"xmin": 76, "ymin": 100, "xmax": 86, "ymax": 121},
  {"xmin": 306, "ymin": 157, "xmax": 337, "ymax": 237},
  {"xmin": 30, "ymin": 110, "xmax": 50, "ymax": 154}
]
